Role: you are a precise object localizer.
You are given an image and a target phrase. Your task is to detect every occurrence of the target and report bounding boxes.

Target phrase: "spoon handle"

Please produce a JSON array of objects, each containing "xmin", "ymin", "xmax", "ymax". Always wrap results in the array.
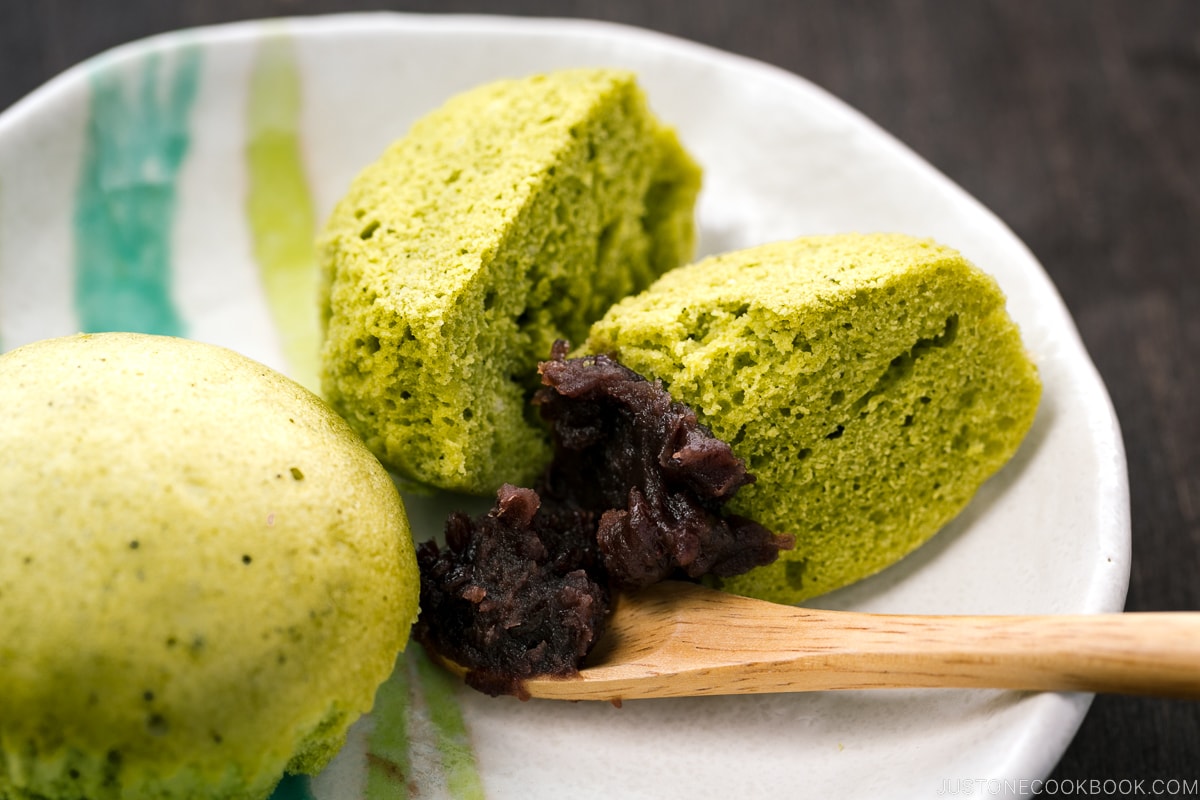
[
  {"xmin": 739, "ymin": 607, "xmax": 1200, "ymax": 697},
  {"xmin": 523, "ymin": 583, "xmax": 1200, "ymax": 700}
]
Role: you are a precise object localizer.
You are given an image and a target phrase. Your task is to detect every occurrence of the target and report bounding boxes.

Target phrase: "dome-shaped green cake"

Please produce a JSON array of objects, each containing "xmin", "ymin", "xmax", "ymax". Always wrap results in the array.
[
  {"xmin": 585, "ymin": 233, "xmax": 1042, "ymax": 604},
  {"xmin": 0, "ymin": 333, "xmax": 420, "ymax": 800},
  {"xmin": 319, "ymin": 68, "xmax": 701, "ymax": 494}
]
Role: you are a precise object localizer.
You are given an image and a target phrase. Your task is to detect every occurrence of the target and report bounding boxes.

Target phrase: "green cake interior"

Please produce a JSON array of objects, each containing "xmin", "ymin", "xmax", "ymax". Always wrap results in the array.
[
  {"xmin": 585, "ymin": 233, "xmax": 1041, "ymax": 604},
  {"xmin": 319, "ymin": 69, "xmax": 701, "ymax": 494}
]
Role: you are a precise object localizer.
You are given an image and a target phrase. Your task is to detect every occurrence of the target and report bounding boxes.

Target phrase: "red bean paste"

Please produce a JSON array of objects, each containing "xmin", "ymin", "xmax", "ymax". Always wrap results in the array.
[{"xmin": 414, "ymin": 341, "xmax": 792, "ymax": 698}]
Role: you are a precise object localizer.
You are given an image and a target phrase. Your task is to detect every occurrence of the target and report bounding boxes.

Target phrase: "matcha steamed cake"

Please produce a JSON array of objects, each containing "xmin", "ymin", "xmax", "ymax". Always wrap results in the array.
[
  {"xmin": 585, "ymin": 233, "xmax": 1041, "ymax": 604},
  {"xmin": 320, "ymin": 68, "xmax": 701, "ymax": 494},
  {"xmin": 0, "ymin": 333, "xmax": 420, "ymax": 800}
]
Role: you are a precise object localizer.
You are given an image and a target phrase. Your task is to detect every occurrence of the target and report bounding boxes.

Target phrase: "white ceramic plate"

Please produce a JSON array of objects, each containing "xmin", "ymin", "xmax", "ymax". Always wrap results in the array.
[{"xmin": 0, "ymin": 13, "xmax": 1129, "ymax": 800}]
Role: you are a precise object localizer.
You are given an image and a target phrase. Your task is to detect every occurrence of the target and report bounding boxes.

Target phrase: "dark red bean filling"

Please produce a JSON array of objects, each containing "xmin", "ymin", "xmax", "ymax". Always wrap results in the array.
[{"xmin": 414, "ymin": 342, "xmax": 792, "ymax": 698}]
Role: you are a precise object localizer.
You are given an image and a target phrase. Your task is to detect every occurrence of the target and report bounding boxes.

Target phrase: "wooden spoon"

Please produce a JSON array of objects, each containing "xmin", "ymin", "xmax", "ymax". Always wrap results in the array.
[{"xmin": 444, "ymin": 581, "xmax": 1200, "ymax": 701}]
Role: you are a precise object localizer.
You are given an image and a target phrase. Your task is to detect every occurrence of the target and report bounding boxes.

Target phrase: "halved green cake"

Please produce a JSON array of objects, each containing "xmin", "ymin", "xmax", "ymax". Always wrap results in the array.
[
  {"xmin": 585, "ymin": 233, "xmax": 1041, "ymax": 604},
  {"xmin": 319, "ymin": 69, "xmax": 701, "ymax": 493}
]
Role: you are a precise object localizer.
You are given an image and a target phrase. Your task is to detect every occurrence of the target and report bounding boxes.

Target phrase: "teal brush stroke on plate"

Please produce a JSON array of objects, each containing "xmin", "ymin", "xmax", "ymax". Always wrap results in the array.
[
  {"xmin": 73, "ymin": 46, "xmax": 201, "ymax": 335},
  {"xmin": 270, "ymin": 774, "xmax": 316, "ymax": 800}
]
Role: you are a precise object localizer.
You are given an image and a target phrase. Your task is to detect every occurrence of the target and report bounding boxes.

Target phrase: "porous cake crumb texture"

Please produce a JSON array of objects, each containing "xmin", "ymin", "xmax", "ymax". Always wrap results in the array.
[
  {"xmin": 586, "ymin": 233, "xmax": 1042, "ymax": 603},
  {"xmin": 320, "ymin": 69, "xmax": 701, "ymax": 493}
]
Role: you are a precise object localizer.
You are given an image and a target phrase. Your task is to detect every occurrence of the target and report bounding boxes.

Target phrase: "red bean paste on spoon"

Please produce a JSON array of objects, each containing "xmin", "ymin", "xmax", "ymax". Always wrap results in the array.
[{"xmin": 414, "ymin": 341, "xmax": 793, "ymax": 698}]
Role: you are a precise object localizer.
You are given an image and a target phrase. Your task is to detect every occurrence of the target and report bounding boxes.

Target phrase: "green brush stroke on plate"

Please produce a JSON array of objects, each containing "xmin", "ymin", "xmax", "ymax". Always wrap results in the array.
[
  {"xmin": 74, "ymin": 46, "xmax": 200, "ymax": 335},
  {"xmin": 365, "ymin": 655, "xmax": 414, "ymax": 800},
  {"xmin": 246, "ymin": 33, "xmax": 321, "ymax": 392},
  {"xmin": 362, "ymin": 649, "xmax": 485, "ymax": 799},
  {"xmin": 413, "ymin": 650, "xmax": 485, "ymax": 800},
  {"xmin": 245, "ymin": 34, "xmax": 484, "ymax": 797}
]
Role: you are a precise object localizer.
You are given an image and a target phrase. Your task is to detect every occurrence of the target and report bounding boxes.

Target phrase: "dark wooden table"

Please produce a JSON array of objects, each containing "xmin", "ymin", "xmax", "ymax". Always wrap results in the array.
[{"xmin": 4, "ymin": 0, "xmax": 1197, "ymax": 792}]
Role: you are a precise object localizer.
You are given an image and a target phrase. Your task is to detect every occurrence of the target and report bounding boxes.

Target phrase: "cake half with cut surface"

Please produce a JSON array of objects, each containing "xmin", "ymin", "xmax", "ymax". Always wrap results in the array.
[
  {"xmin": 585, "ymin": 233, "xmax": 1042, "ymax": 604},
  {"xmin": 319, "ymin": 69, "xmax": 701, "ymax": 494}
]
